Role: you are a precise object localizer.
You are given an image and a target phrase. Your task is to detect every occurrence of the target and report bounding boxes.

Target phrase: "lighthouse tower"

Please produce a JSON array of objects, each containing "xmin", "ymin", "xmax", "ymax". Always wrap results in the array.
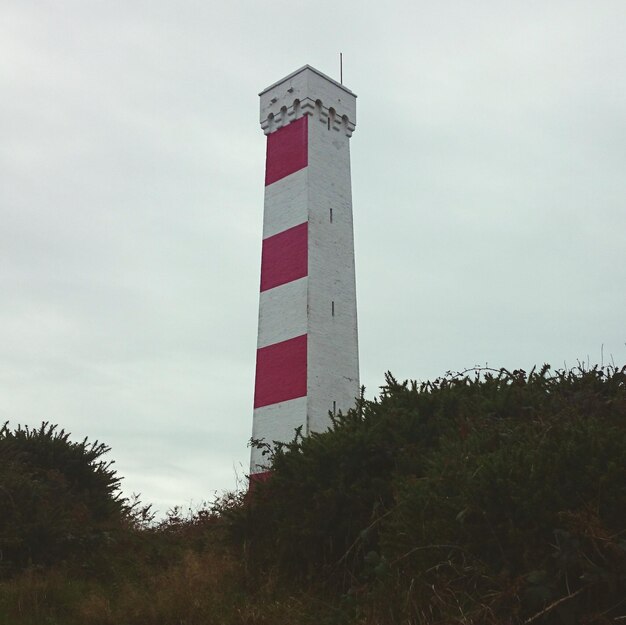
[{"xmin": 250, "ymin": 65, "xmax": 359, "ymax": 476}]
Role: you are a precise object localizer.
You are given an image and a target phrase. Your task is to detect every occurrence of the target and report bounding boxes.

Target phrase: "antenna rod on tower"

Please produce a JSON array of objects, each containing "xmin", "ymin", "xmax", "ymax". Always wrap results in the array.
[{"xmin": 340, "ymin": 52, "xmax": 343, "ymax": 84}]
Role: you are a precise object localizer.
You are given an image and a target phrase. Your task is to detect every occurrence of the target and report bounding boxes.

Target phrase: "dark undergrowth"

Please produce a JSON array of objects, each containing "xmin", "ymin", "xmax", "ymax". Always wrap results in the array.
[{"xmin": 1, "ymin": 365, "xmax": 625, "ymax": 624}]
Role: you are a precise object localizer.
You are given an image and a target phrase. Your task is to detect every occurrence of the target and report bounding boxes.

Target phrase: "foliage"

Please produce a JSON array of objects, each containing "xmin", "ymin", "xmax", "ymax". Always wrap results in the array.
[
  {"xmin": 238, "ymin": 365, "xmax": 626, "ymax": 623},
  {"xmin": 0, "ymin": 422, "xmax": 129, "ymax": 573},
  {"xmin": 0, "ymin": 365, "xmax": 625, "ymax": 624}
]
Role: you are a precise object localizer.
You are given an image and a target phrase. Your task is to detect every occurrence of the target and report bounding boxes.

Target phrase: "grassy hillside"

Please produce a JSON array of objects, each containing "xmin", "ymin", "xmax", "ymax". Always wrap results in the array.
[{"xmin": 1, "ymin": 366, "xmax": 625, "ymax": 624}]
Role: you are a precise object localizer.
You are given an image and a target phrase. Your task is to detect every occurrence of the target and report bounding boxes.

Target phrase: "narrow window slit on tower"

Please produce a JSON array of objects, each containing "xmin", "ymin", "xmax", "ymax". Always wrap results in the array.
[
  {"xmin": 330, "ymin": 208, "xmax": 333, "ymax": 223},
  {"xmin": 333, "ymin": 401, "xmax": 336, "ymax": 415},
  {"xmin": 327, "ymin": 117, "xmax": 331, "ymax": 130},
  {"xmin": 331, "ymin": 300, "xmax": 335, "ymax": 316}
]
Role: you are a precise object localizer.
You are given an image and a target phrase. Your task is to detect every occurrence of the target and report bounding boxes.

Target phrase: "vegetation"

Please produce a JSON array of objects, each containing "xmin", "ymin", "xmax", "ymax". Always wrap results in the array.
[
  {"xmin": 1, "ymin": 365, "xmax": 625, "ymax": 624},
  {"xmin": 0, "ymin": 422, "xmax": 132, "ymax": 574}
]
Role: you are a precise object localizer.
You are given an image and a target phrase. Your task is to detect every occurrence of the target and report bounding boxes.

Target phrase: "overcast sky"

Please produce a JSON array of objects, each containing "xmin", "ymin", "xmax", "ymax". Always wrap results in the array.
[{"xmin": 1, "ymin": 1, "xmax": 625, "ymax": 516}]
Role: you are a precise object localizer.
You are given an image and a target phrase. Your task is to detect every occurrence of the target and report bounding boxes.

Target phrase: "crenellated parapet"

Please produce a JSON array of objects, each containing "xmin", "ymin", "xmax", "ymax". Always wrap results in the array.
[{"xmin": 259, "ymin": 65, "xmax": 357, "ymax": 137}]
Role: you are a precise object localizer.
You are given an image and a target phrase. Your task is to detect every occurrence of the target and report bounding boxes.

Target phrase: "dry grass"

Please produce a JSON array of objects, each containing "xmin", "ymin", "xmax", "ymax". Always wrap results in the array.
[{"xmin": 0, "ymin": 545, "xmax": 336, "ymax": 625}]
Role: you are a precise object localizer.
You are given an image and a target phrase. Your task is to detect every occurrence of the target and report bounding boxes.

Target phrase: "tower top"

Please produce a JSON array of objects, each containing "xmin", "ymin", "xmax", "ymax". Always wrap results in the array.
[{"xmin": 259, "ymin": 65, "xmax": 357, "ymax": 137}]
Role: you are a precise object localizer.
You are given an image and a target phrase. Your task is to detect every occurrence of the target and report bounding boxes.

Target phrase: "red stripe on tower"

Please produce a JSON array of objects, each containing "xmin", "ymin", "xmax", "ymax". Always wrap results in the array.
[
  {"xmin": 254, "ymin": 334, "xmax": 307, "ymax": 408},
  {"xmin": 264, "ymin": 116, "xmax": 308, "ymax": 186},
  {"xmin": 260, "ymin": 222, "xmax": 308, "ymax": 292},
  {"xmin": 248, "ymin": 470, "xmax": 271, "ymax": 489}
]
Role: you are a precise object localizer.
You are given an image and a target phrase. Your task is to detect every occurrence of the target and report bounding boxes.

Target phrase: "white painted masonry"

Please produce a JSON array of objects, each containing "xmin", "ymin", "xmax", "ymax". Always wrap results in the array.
[
  {"xmin": 251, "ymin": 396, "xmax": 308, "ymax": 471},
  {"xmin": 256, "ymin": 278, "xmax": 308, "ymax": 349},
  {"xmin": 251, "ymin": 65, "xmax": 359, "ymax": 474},
  {"xmin": 306, "ymin": 106, "xmax": 359, "ymax": 433},
  {"xmin": 262, "ymin": 168, "xmax": 308, "ymax": 239},
  {"xmin": 259, "ymin": 65, "xmax": 356, "ymax": 137}
]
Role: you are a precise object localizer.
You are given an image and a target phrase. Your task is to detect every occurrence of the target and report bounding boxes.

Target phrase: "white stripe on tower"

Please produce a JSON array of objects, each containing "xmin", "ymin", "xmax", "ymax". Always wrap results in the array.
[{"xmin": 250, "ymin": 66, "xmax": 359, "ymax": 478}]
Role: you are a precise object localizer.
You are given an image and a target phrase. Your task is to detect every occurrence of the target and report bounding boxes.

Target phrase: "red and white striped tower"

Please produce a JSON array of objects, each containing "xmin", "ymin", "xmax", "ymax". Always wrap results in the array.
[{"xmin": 250, "ymin": 65, "xmax": 359, "ymax": 476}]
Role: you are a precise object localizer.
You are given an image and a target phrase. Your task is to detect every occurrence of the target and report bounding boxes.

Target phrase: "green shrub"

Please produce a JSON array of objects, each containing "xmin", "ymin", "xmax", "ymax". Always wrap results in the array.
[
  {"xmin": 239, "ymin": 366, "xmax": 626, "ymax": 623},
  {"xmin": 0, "ymin": 422, "xmax": 128, "ymax": 573},
  {"xmin": 1, "ymin": 365, "xmax": 625, "ymax": 624}
]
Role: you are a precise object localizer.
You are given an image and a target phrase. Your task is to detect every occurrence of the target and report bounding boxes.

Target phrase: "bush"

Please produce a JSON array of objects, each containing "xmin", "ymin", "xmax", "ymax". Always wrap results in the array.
[
  {"xmin": 1, "ymin": 365, "xmax": 624, "ymax": 624},
  {"xmin": 239, "ymin": 366, "xmax": 626, "ymax": 623},
  {"xmin": 0, "ymin": 422, "xmax": 128, "ymax": 573}
]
